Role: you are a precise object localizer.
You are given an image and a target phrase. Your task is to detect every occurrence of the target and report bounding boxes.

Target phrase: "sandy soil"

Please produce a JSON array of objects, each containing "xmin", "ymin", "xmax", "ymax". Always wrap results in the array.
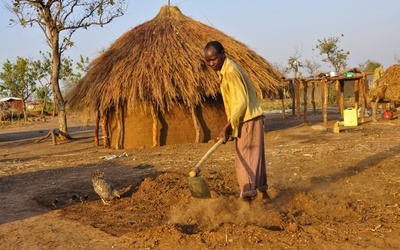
[{"xmin": 0, "ymin": 111, "xmax": 399, "ymax": 249}]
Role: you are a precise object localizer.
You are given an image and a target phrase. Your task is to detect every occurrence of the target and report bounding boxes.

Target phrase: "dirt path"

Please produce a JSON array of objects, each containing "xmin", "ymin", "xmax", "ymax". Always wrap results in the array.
[{"xmin": 0, "ymin": 113, "xmax": 399, "ymax": 249}]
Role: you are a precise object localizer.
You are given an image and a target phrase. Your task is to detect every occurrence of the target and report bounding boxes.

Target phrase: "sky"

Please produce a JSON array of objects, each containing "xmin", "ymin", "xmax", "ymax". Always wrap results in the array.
[{"xmin": 0, "ymin": 0, "xmax": 399, "ymax": 77}]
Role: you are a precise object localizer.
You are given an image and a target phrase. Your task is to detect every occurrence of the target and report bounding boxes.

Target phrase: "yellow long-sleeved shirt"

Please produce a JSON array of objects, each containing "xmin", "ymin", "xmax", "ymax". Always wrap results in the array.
[{"xmin": 217, "ymin": 57, "xmax": 263, "ymax": 137}]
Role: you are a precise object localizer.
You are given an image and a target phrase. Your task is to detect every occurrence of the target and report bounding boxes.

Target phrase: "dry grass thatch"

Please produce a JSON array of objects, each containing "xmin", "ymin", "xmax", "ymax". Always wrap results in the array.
[
  {"xmin": 66, "ymin": 5, "xmax": 284, "ymax": 114},
  {"xmin": 368, "ymin": 64, "xmax": 400, "ymax": 102},
  {"xmin": 382, "ymin": 64, "xmax": 400, "ymax": 101}
]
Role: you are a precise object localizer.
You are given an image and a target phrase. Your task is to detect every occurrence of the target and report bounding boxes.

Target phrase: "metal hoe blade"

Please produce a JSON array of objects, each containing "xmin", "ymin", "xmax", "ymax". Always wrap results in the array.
[
  {"xmin": 188, "ymin": 177, "xmax": 211, "ymax": 199},
  {"xmin": 187, "ymin": 138, "xmax": 224, "ymax": 199}
]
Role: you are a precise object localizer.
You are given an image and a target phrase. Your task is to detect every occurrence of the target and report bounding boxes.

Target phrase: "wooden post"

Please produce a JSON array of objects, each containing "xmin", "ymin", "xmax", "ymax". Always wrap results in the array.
[
  {"xmin": 335, "ymin": 79, "xmax": 345, "ymax": 117},
  {"xmin": 101, "ymin": 110, "xmax": 110, "ymax": 148},
  {"xmin": 372, "ymin": 99, "xmax": 378, "ymax": 122},
  {"xmin": 311, "ymin": 82, "xmax": 316, "ymax": 115},
  {"xmin": 340, "ymin": 80, "xmax": 345, "ymax": 117},
  {"xmin": 339, "ymin": 80, "xmax": 345, "ymax": 117},
  {"xmin": 115, "ymin": 102, "xmax": 124, "ymax": 149},
  {"xmin": 291, "ymin": 80, "xmax": 295, "ymax": 116},
  {"xmin": 354, "ymin": 79, "xmax": 359, "ymax": 111},
  {"xmin": 151, "ymin": 104, "xmax": 159, "ymax": 147},
  {"xmin": 295, "ymin": 79, "xmax": 301, "ymax": 120},
  {"xmin": 322, "ymin": 78, "xmax": 328, "ymax": 125},
  {"xmin": 360, "ymin": 74, "xmax": 367, "ymax": 123},
  {"xmin": 335, "ymin": 79, "xmax": 340, "ymax": 112},
  {"xmin": 191, "ymin": 106, "xmax": 201, "ymax": 143},
  {"xmin": 94, "ymin": 110, "xmax": 100, "ymax": 146},
  {"xmin": 281, "ymin": 94, "xmax": 286, "ymax": 118},
  {"xmin": 303, "ymin": 80, "xmax": 308, "ymax": 123},
  {"xmin": 279, "ymin": 84, "xmax": 286, "ymax": 119}
]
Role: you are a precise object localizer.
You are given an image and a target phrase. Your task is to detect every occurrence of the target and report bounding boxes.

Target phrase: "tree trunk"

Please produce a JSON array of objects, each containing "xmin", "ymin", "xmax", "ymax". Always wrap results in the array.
[
  {"xmin": 22, "ymin": 99, "xmax": 27, "ymax": 124},
  {"xmin": 41, "ymin": 90, "xmax": 48, "ymax": 117},
  {"xmin": 52, "ymin": 98, "xmax": 56, "ymax": 117},
  {"xmin": 50, "ymin": 33, "xmax": 70, "ymax": 140}
]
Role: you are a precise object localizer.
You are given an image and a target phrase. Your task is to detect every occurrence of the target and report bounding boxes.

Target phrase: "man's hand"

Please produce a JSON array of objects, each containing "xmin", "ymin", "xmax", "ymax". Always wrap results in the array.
[{"xmin": 219, "ymin": 122, "xmax": 232, "ymax": 144}]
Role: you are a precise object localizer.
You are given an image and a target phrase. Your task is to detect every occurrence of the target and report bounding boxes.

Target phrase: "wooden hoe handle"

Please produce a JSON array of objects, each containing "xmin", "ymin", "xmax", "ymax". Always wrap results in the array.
[{"xmin": 191, "ymin": 138, "xmax": 224, "ymax": 176}]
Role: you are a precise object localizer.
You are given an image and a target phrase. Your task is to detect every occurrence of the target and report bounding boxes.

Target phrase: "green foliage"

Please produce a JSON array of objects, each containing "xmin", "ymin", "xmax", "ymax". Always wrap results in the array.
[
  {"xmin": 287, "ymin": 48, "xmax": 302, "ymax": 78},
  {"xmin": 5, "ymin": 0, "xmax": 126, "ymax": 134},
  {"xmin": 0, "ymin": 57, "xmax": 36, "ymax": 100},
  {"xmin": 62, "ymin": 55, "xmax": 90, "ymax": 93},
  {"xmin": 358, "ymin": 59, "xmax": 383, "ymax": 72},
  {"xmin": 34, "ymin": 86, "xmax": 51, "ymax": 101},
  {"xmin": 316, "ymin": 35, "xmax": 350, "ymax": 71},
  {"xmin": 0, "ymin": 52, "xmax": 88, "ymax": 108}
]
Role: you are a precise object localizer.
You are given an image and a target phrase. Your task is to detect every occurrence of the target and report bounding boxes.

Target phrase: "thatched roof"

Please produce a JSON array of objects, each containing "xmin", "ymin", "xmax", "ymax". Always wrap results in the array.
[
  {"xmin": 368, "ymin": 64, "xmax": 400, "ymax": 102},
  {"xmin": 66, "ymin": 5, "xmax": 284, "ymax": 114}
]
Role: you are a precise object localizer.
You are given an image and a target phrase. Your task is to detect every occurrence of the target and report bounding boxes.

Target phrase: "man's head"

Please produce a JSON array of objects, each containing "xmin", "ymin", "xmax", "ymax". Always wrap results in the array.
[{"xmin": 204, "ymin": 41, "xmax": 226, "ymax": 71}]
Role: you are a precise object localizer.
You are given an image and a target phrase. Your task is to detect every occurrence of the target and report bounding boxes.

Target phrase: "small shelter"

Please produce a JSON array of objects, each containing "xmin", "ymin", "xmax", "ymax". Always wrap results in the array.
[
  {"xmin": 368, "ymin": 64, "xmax": 400, "ymax": 121},
  {"xmin": 0, "ymin": 97, "xmax": 23, "ymax": 121},
  {"xmin": 66, "ymin": 5, "xmax": 284, "ymax": 149},
  {"xmin": 0, "ymin": 97, "xmax": 23, "ymax": 113}
]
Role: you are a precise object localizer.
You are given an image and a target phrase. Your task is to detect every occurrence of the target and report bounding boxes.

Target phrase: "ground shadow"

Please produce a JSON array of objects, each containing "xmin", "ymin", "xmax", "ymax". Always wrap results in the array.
[
  {"xmin": 0, "ymin": 125, "xmax": 96, "ymax": 143},
  {"xmin": 0, "ymin": 160, "xmax": 163, "ymax": 225}
]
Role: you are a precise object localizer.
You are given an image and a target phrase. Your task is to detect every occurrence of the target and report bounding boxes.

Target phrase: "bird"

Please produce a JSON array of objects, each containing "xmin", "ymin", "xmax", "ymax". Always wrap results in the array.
[{"xmin": 92, "ymin": 170, "xmax": 120, "ymax": 205}]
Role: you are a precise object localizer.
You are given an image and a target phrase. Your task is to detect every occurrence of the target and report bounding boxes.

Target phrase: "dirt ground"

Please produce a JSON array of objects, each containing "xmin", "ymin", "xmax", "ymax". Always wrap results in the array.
[{"xmin": 0, "ymin": 110, "xmax": 399, "ymax": 250}]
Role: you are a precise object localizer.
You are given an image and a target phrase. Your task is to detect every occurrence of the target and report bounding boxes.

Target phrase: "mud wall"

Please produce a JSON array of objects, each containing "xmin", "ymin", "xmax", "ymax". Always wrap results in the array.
[{"xmin": 109, "ymin": 100, "xmax": 226, "ymax": 148}]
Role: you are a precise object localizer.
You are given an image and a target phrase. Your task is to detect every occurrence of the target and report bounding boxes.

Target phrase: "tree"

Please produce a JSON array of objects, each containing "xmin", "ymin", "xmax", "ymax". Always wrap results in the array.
[
  {"xmin": 62, "ymin": 55, "xmax": 90, "ymax": 94},
  {"xmin": 0, "ymin": 57, "xmax": 36, "ymax": 122},
  {"xmin": 31, "ymin": 51, "xmax": 88, "ymax": 116},
  {"xmin": 287, "ymin": 48, "xmax": 302, "ymax": 78},
  {"xmin": 316, "ymin": 35, "xmax": 349, "ymax": 71},
  {"xmin": 31, "ymin": 52, "xmax": 52, "ymax": 116},
  {"xmin": 303, "ymin": 59, "xmax": 321, "ymax": 76},
  {"xmin": 6, "ymin": 0, "xmax": 126, "ymax": 140},
  {"xmin": 272, "ymin": 62, "xmax": 290, "ymax": 78},
  {"xmin": 358, "ymin": 59, "xmax": 382, "ymax": 72}
]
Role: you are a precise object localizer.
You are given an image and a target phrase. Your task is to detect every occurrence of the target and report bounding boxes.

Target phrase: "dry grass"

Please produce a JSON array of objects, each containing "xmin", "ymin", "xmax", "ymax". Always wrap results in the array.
[
  {"xmin": 368, "ymin": 64, "xmax": 400, "ymax": 102},
  {"xmin": 66, "ymin": 5, "xmax": 284, "ymax": 115}
]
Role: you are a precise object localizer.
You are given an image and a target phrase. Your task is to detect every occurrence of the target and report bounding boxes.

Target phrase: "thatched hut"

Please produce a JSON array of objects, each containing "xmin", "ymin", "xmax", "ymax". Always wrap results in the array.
[{"xmin": 66, "ymin": 5, "xmax": 284, "ymax": 149}]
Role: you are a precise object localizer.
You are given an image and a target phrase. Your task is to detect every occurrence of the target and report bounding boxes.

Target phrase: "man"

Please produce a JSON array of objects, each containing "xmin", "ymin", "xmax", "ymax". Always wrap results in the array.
[{"xmin": 203, "ymin": 41, "xmax": 268, "ymax": 203}]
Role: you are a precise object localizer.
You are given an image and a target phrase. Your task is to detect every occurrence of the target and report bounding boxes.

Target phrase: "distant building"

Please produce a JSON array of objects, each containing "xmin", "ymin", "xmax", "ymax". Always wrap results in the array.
[{"xmin": 0, "ymin": 97, "xmax": 23, "ymax": 113}]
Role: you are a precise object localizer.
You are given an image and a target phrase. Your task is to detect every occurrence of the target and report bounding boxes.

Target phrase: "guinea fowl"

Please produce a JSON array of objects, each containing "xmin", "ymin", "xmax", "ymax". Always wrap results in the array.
[{"xmin": 92, "ymin": 170, "xmax": 120, "ymax": 205}]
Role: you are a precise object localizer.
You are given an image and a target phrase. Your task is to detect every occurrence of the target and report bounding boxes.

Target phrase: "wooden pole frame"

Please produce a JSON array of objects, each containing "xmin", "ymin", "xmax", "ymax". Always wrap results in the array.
[
  {"xmin": 191, "ymin": 106, "xmax": 201, "ymax": 143},
  {"xmin": 101, "ymin": 110, "xmax": 110, "ymax": 148},
  {"xmin": 151, "ymin": 104, "xmax": 160, "ymax": 147}
]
